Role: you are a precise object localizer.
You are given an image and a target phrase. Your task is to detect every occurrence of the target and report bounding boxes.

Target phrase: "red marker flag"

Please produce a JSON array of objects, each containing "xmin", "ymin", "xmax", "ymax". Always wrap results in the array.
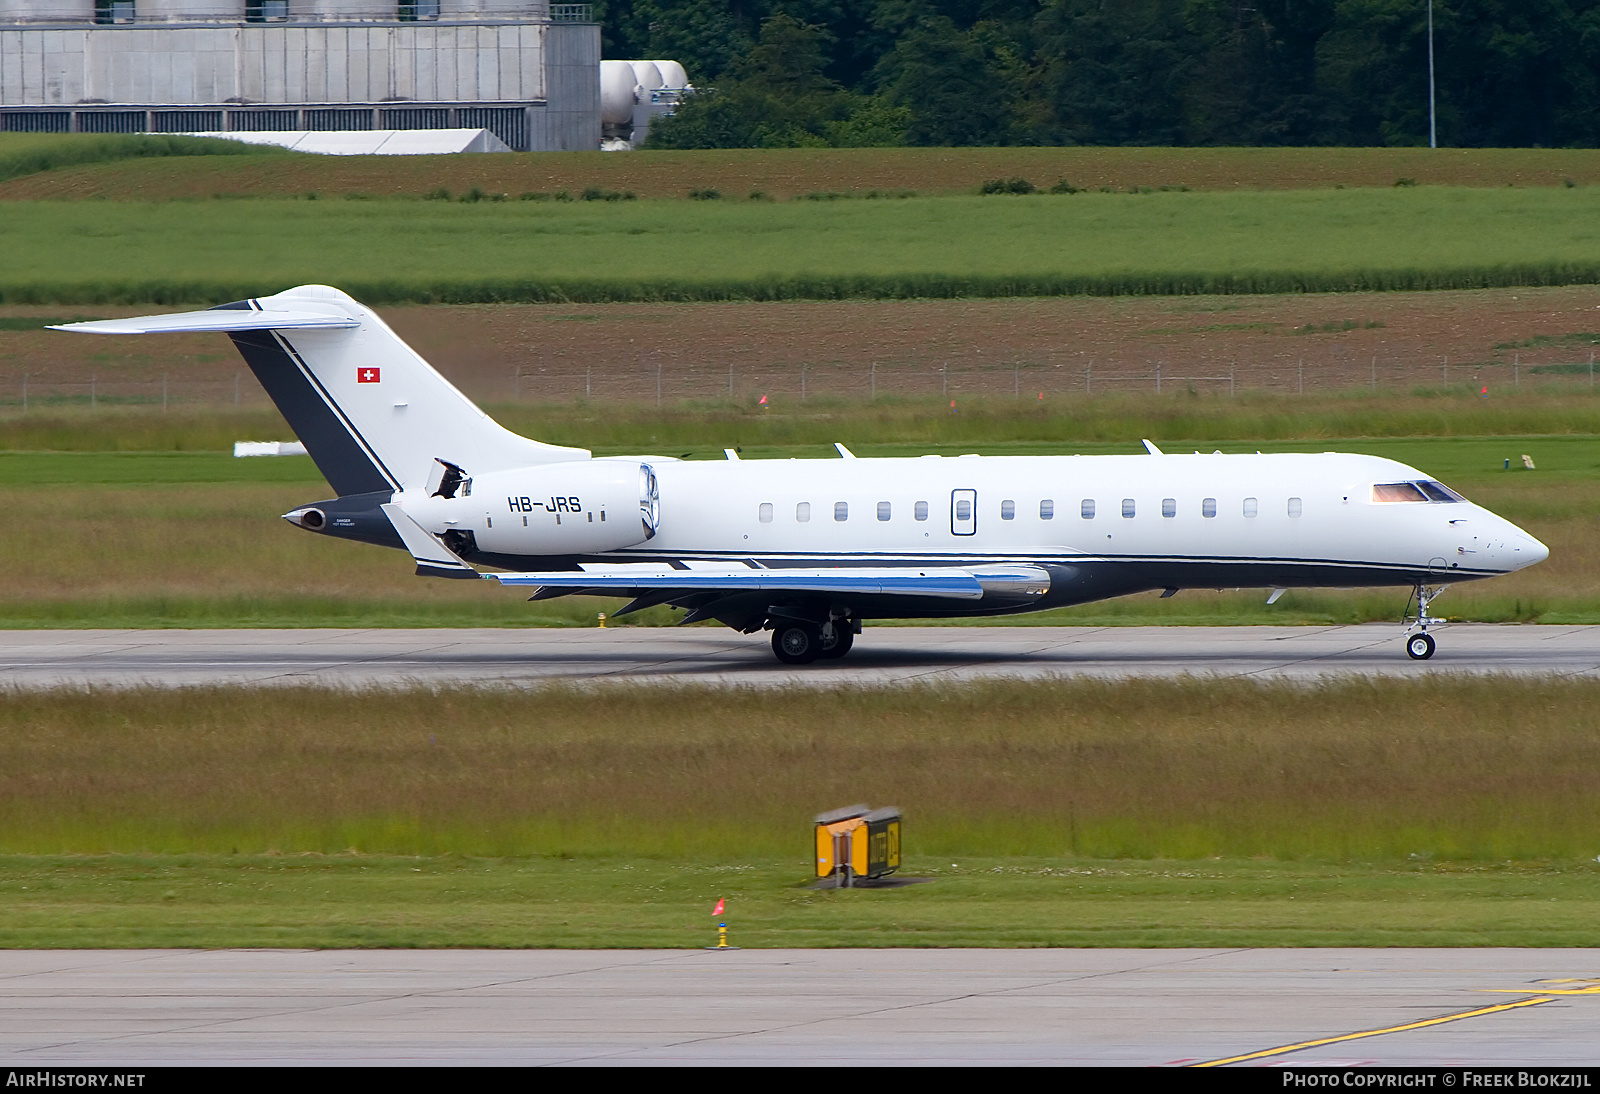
[
  {"xmin": 357, "ymin": 367, "xmax": 381, "ymax": 384},
  {"xmin": 712, "ymin": 898, "xmax": 725, "ymax": 917}
]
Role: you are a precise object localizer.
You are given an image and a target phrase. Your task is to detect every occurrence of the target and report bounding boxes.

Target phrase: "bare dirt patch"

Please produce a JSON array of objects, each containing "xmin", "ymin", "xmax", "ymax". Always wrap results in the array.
[
  {"xmin": 5, "ymin": 286, "xmax": 1597, "ymax": 408},
  {"xmin": 6, "ymin": 146, "xmax": 1600, "ymax": 202}
]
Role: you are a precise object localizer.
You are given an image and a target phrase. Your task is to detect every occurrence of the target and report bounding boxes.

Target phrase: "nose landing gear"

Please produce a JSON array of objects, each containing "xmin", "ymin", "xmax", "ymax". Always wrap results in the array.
[{"xmin": 1403, "ymin": 583, "xmax": 1448, "ymax": 660}]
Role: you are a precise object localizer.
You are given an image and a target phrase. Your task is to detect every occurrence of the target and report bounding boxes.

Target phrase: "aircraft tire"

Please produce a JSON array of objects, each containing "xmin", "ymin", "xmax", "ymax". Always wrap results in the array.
[
  {"xmin": 818, "ymin": 625, "xmax": 855, "ymax": 660},
  {"xmin": 773, "ymin": 622, "xmax": 822, "ymax": 665},
  {"xmin": 1406, "ymin": 633, "xmax": 1436, "ymax": 660}
]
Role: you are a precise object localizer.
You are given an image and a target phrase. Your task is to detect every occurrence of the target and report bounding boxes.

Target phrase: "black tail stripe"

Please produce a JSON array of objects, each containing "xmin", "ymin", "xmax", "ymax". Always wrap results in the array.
[
  {"xmin": 274, "ymin": 332, "xmax": 401, "ymax": 490},
  {"xmin": 228, "ymin": 329, "xmax": 393, "ymax": 496}
]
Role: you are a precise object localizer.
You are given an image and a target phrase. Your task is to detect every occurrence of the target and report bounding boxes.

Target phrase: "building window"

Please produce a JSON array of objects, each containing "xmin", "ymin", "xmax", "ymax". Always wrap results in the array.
[
  {"xmin": 834, "ymin": 501, "xmax": 848, "ymax": 522},
  {"xmin": 1244, "ymin": 497, "xmax": 1258, "ymax": 518},
  {"xmin": 1000, "ymin": 500, "xmax": 1015, "ymax": 520},
  {"xmin": 1122, "ymin": 498, "xmax": 1135, "ymax": 518},
  {"xmin": 1288, "ymin": 497, "xmax": 1303, "ymax": 518},
  {"xmin": 758, "ymin": 503, "xmax": 773, "ymax": 523},
  {"xmin": 1040, "ymin": 499, "xmax": 1054, "ymax": 520},
  {"xmin": 914, "ymin": 501, "xmax": 929, "ymax": 521},
  {"xmin": 877, "ymin": 501, "xmax": 891, "ymax": 521},
  {"xmin": 1161, "ymin": 498, "xmax": 1176, "ymax": 518},
  {"xmin": 796, "ymin": 502, "xmax": 810, "ymax": 522},
  {"xmin": 1202, "ymin": 498, "xmax": 1217, "ymax": 518},
  {"xmin": 1081, "ymin": 499, "xmax": 1095, "ymax": 519}
]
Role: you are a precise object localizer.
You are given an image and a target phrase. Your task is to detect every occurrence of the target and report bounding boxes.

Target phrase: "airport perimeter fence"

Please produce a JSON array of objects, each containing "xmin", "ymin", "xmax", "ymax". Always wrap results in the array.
[{"xmin": 2, "ymin": 351, "xmax": 1598, "ymax": 411}]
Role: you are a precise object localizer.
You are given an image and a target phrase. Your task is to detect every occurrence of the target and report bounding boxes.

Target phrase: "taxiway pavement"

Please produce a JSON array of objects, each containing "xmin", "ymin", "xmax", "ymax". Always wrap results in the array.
[
  {"xmin": 0, "ymin": 624, "xmax": 1594, "ymax": 687},
  {"xmin": 2, "ymin": 948, "xmax": 1596, "ymax": 1066}
]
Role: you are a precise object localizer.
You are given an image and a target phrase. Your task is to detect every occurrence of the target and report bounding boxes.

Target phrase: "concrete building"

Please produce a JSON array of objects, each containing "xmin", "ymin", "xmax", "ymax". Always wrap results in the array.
[{"xmin": 0, "ymin": 2, "xmax": 599, "ymax": 151}]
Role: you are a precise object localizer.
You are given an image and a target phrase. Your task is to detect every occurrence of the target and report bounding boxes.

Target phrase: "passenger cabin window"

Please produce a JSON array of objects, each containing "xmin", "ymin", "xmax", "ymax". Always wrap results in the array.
[
  {"xmin": 1243, "ymin": 497, "xmax": 1258, "ymax": 517},
  {"xmin": 1001, "ymin": 500, "xmax": 1015, "ymax": 520},
  {"xmin": 834, "ymin": 501, "xmax": 849, "ymax": 522},
  {"xmin": 914, "ymin": 501, "xmax": 929, "ymax": 521},
  {"xmin": 796, "ymin": 502, "xmax": 811, "ymax": 522},
  {"xmin": 1081, "ymin": 499, "xmax": 1095, "ymax": 519},
  {"xmin": 1202, "ymin": 498, "xmax": 1217, "ymax": 518},
  {"xmin": 1288, "ymin": 497, "xmax": 1303, "ymax": 518},
  {"xmin": 1161, "ymin": 498, "xmax": 1176, "ymax": 518},
  {"xmin": 1040, "ymin": 499, "xmax": 1054, "ymax": 520},
  {"xmin": 1122, "ymin": 498, "xmax": 1135, "ymax": 518},
  {"xmin": 877, "ymin": 501, "xmax": 892, "ymax": 522},
  {"xmin": 758, "ymin": 503, "xmax": 773, "ymax": 523}
]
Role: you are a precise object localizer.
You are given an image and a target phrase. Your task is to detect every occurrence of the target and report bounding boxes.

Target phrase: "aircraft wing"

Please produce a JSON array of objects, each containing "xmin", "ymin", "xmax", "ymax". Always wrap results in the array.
[
  {"xmin": 491, "ymin": 563, "xmax": 1052, "ymax": 602},
  {"xmin": 51, "ymin": 311, "xmax": 360, "ymax": 335},
  {"xmin": 491, "ymin": 566, "xmax": 997, "ymax": 599}
]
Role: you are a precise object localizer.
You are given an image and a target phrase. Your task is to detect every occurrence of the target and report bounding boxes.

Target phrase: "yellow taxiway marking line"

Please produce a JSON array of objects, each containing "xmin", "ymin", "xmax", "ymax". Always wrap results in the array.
[
  {"xmin": 1483, "ymin": 986, "xmax": 1600, "ymax": 996},
  {"xmin": 1194, "ymin": 996, "xmax": 1554, "ymax": 1067}
]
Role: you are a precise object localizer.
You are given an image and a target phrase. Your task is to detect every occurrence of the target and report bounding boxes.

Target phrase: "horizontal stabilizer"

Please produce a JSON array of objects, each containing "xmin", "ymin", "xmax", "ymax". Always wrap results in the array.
[
  {"xmin": 380, "ymin": 503, "xmax": 481, "ymax": 580},
  {"xmin": 51, "ymin": 311, "xmax": 360, "ymax": 335},
  {"xmin": 490, "ymin": 565, "xmax": 1053, "ymax": 600}
]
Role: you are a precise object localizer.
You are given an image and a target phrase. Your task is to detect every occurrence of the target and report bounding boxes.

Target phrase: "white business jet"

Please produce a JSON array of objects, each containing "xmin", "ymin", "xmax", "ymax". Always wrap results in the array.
[{"xmin": 57, "ymin": 285, "xmax": 1549, "ymax": 664}]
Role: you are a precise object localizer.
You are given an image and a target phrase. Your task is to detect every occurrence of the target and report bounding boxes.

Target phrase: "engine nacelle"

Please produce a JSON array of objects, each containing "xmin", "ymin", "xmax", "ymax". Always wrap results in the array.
[{"xmin": 401, "ymin": 461, "xmax": 659, "ymax": 556}]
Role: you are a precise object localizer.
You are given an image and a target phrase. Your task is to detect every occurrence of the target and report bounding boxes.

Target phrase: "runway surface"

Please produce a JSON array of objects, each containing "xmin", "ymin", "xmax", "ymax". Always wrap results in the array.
[
  {"xmin": 0, "ymin": 624, "xmax": 1595, "ymax": 687},
  {"xmin": 3, "ymin": 948, "xmax": 1597, "ymax": 1066}
]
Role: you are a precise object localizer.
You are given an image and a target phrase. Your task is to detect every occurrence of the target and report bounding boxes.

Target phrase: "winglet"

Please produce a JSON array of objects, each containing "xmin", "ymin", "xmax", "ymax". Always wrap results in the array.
[
  {"xmin": 835, "ymin": 443, "xmax": 857, "ymax": 459},
  {"xmin": 1142, "ymin": 439, "xmax": 1164, "ymax": 455},
  {"xmin": 379, "ymin": 503, "xmax": 481, "ymax": 580}
]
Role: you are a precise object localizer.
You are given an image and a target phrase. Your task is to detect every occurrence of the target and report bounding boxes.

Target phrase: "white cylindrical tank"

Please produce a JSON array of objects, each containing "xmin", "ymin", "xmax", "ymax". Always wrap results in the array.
[
  {"xmin": 286, "ymin": 1, "xmax": 395, "ymax": 19},
  {"xmin": 136, "ymin": 0, "xmax": 247, "ymax": 18},
  {"xmin": 599, "ymin": 59, "xmax": 638, "ymax": 126},
  {"xmin": 628, "ymin": 60, "xmax": 663, "ymax": 93},
  {"xmin": 2, "ymin": 1, "xmax": 96, "ymax": 21},
  {"xmin": 649, "ymin": 60, "xmax": 689, "ymax": 89}
]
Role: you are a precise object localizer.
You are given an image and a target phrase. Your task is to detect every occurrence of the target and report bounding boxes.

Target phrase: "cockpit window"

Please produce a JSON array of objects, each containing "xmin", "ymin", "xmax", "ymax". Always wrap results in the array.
[
  {"xmin": 1373, "ymin": 481, "xmax": 1464, "ymax": 503},
  {"xmin": 1417, "ymin": 480, "xmax": 1465, "ymax": 502}
]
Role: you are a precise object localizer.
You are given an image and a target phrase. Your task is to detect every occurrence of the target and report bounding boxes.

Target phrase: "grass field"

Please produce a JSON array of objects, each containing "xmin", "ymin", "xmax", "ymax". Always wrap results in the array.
[
  {"xmin": 2, "ymin": 678, "xmax": 1598, "ymax": 947},
  {"xmin": 0, "ymin": 133, "xmax": 289, "ymax": 187},
  {"xmin": 7, "ymin": 187, "xmax": 1600, "ymax": 304},
  {"xmin": 4, "ymin": 855, "xmax": 1596, "ymax": 948},
  {"xmin": 7, "ymin": 143, "xmax": 1600, "ymax": 202}
]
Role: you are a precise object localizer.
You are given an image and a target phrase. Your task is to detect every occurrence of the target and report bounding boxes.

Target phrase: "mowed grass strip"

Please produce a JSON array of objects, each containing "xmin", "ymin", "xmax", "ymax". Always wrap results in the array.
[
  {"xmin": 4, "ymin": 679, "xmax": 1598, "ymax": 862},
  {"xmin": 8, "ymin": 188, "xmax": 1600, "ymax": 304},
  {"xmin": 3, "ymin": 855, "xmax": 1597, "ymax": 948},
  {"xmin": 7, "ymin": 144, "xmax": 1600, "ymax": 201}
]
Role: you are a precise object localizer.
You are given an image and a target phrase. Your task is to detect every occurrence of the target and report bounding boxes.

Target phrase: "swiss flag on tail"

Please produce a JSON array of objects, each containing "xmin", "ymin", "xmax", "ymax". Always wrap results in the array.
[
  {"xmin": 712, "ymin": 898, "xmax": 724, "ymax": 917},
  {"xmin": 357, "ymin": 367, "xmax": 381, "ymax": 383}
]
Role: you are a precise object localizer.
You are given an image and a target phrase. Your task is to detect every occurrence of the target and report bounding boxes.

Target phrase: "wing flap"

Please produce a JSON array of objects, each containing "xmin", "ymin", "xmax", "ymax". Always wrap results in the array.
[{"xmin": 51, "ymin": 310, "xmax": 360, "ymax": 335}]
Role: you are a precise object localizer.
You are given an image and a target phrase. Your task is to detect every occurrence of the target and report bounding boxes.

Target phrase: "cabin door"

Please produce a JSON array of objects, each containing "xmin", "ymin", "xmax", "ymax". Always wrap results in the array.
[{"xmin": 951, "ymin": 489, "xmax": 977, "ymax": 536}]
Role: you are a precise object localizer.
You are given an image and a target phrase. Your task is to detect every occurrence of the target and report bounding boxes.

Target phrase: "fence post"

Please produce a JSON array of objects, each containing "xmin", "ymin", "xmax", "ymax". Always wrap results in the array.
[
  {"xmin": 869, "ymin": 361, "xmax": 875, "ymax": 402},
  {"xmin": 1085, "ymin": 361, "xmax": 1092, "ymax": 395},
  {"xmin": 1513, "ymin": 353, "xmax": 1519, "ymax": 388},
  {"xmin": 234, "ymin": 372, "xmax": 240, "ymax": 406},
  {"xmin": 1371, "ymin": 356, "xmax": 1376, "ymax": 391},
  {"xmin": 162, "ymin": 374, "xmax": 168, "ymax": 412},
  {"xmin": 21, "ymin": 373, "xmax": 26, "ymax": 413},
  {"xmin": 1442, "ymin": 355, "xmax": 1448, "ymax": 385},
  {"xmin": 1155, "ymin": 363, "xmax": 1161, "ymax": 393},
  {"xmin": 91, "ymin": 376, "xmax": 95, "ymax": 408},
  {"xmin": 727, "ymin": 363, "xmax": 733, "ymax": 400},
  {"xmin": 656, "ymin": 362, "xmax": 662, "ymax": 407},
  {"xmin": 942, "ymin": 363, "xmax": 947, "ymax": 396},
  {"xmin": 1298, "ymin": 357, "xmax": 1303, "ymax": 395},
  {"xmin": 801, "ymin": 364, "xmax": 807, "ymax": 404},
  {"xmin": 1229, "ymin": 363, "xmax": 1235, "ymax": 396}
]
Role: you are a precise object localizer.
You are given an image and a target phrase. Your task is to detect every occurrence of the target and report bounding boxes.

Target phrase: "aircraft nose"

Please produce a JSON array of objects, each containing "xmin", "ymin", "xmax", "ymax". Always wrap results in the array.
[{"xmin": 1511, "ymin": 533, "xmax": 1550, "ymax": 570}]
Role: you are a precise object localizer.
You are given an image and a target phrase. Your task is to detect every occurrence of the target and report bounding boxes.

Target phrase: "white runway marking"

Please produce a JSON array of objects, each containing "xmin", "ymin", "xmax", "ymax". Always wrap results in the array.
[{"xmin": 0, "ymin": 624, "xmax": 1594, "ymax": 687}]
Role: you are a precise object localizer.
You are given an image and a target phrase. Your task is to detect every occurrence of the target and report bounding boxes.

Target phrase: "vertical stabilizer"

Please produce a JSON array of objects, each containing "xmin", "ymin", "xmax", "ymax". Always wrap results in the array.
[{"xmin": 226, "ymin": 286, "xmax": 588, "ymax": 494}]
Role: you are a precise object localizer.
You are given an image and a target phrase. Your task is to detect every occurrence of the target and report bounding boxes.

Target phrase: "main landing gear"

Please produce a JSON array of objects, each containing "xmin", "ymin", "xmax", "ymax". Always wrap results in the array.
[
  {"xmin": 1403, "ymin": 583, "xmax": 1448, "ymax": 660},
  {"xmin": 771, "ymin": 618, "xmax": 857, "ymax": 665}
]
